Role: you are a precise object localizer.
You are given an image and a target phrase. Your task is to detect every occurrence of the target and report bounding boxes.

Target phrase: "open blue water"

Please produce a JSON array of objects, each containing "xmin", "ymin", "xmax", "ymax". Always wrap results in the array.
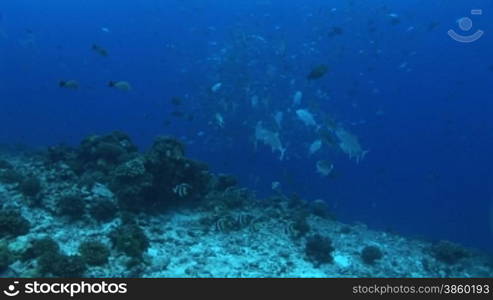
[{"xmin": 1, "ymin": 0, "xmax": 492, "ymax": 253}]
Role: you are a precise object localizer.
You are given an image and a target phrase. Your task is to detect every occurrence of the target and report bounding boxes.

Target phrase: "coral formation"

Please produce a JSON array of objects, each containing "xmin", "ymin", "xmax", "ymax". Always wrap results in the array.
[
  {"xmin": 0, "ymin": 159, "xmax": 13, "ymax": 170},
  {"xmin": 0, "ymin": 168, "xmax": 23, "ymax": 184},
  {"xmin": 18, "ymin": 176, "xmax": 42, "ymax": 198},
  {"xmin": 88, "ymin": 198, "xmax": 118, "ymax": 222},
  {"xmin": 22, "ymin": 237, "xmax": 60, "ymax": 261},
  {"xmin": 0, "ymin": 241, "xmax": 13, "ymax": 271},
  {"xmin": 430, "ymin": 241, "xmax": 470, "ymax": 265},
  {"xmin": 0, "ymin": 210, "xmax": 30, "ymax": 238},
  {"xmin": 109, "ymin": 221, "xmax": 149, "ymax": 260},
  {"xmin": 305, "ymin": 234, "xmax": 334, "ymax": 266},
  {"xmin": 361, "ymin": 245, "xmax": 384, "ymax": 265},
  {"xmin": 38, "ymin": 253, "xmax": 86, "ymax": 277},
  {"xmin": 56, "ymin": 194, "xmax": 86, "ymax": 220},
  {"xmin": 79, "ymin": 241, "xmax": 110, "ymax": 266}
]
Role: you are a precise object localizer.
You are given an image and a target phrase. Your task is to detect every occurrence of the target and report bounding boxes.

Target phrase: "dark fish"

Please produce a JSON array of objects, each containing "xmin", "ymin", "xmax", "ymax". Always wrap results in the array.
[
  {"xmin": 171, "ymin": 96, "xmax": 183, "ymax": 105},
  {"xmin": 59, "ymin": 80, "xmax": 79, "ymax": 89},
  {"xmin": 108, "ymin": 81, "xmax": 131, "ymax": 91},
  {"xmin": 171, "ymin": 111, "xmax": 185, "ymax": 118},
  {"xmin": 92, "ymin": 44, "xmax": 108, "ymax": 56},
  {"xmin": 307, "ymin": 64, "xmax": 329, "ymax": 80},
  {"xmin": 427, "ymin": 21, "xmax": 439, "ymax": 32},
  {"xmin": 327, "ymin": 26, "xmax": 343, "ymax": 37}
]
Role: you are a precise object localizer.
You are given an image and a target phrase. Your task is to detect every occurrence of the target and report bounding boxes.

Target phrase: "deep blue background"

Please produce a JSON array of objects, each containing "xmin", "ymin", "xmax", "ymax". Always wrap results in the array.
[{"xmin": 1, "ymin": 0, "xmax": 492, "ymax": 251}]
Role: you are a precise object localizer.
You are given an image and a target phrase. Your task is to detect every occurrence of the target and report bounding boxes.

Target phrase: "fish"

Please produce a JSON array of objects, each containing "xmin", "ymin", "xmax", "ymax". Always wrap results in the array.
[
  {"xmin": 296, "ymin": 109, "xmax": 317, "ymax": 128},
  {"xmin": 171, "ymin": 96, "xmax": 184, "ymax": 105},
  {"xmin": 59, "ymin": 80, "xmax": 79, "ymax": 89},
  {"xmin": 388, "ymin": 13, "xmax": 400, "ymax": 25},
  {"xmin": 427, "ymin": 21, "xmax": 440, "ymax": 32},
  {"xmin": 251, "ymin": 95, "xmax": 259, "ymax": 108},
  {"xmin": 307, "ymin": 64, "xmax": 329, "ymax": 80},
  {"xmin": 108, "ymin": 81, "xmax": 132, "ymax": 91},
  {"xmin": 171, "ymin": 111, "xmax": 186, "ymax": 118},
  {"xmin": 255, "ymin": 122, "xmax": 286, "ymax": 160},
  {"xmin": 215, "ymin": 113, "xmax": 225, "ymax": 128},
  {"xmin": 293, "ymin": 91, "xmax": 303, "ymax": 107},
  {"xmin": 171, "ymin": 111, "xmax": 194, "ymax": 121},
  {"xmin": 273, "ymin": 111, "xmax": 283, "ymax": 129},
  {"xmin": 211, "ymin": 82, "xmax": 222, "ymax": 93},
  {"xmin": 308, "ymin": 140, "xmax": 322, "ymax": 156},
  {"xmin": 92, "ymin": 44, "xmax": 108, "ymax": 57},
  {"xmin": 328, "ymin": 26, "xmax": 343, "ymax": 37},
  {"xmin": 335, "ymin": 127, "xmax": 368, "ymax": 163},
  {"xmin": 316, "ymin": 160, "xmax": 334, "ymax": 176}
]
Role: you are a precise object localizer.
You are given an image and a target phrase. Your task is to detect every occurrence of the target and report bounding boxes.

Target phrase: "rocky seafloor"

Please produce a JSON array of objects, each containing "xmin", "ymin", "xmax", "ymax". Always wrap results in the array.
[{"xmin": 0, "ymin": 131, "xmax": 492, "ymax": 278}]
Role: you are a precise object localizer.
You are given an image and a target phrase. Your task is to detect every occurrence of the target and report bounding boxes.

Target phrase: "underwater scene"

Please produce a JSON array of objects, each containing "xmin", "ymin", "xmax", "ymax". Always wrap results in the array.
[{"xmin": 0, "ymin": 0, "xmax": 492, "ymax": 278}]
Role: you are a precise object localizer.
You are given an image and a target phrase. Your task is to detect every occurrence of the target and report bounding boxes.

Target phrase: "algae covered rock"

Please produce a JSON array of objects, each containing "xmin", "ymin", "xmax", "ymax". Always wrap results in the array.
[
  {"xmin": 305, "ymin": 234, "xmax": 334, "ymax": 266},
  {"xmin": 56, "ymin": 194, "xmax": 86, "ymax": 220},
  {"xmin": 74, "ymin": 131, "xmax": 138, "ymax": 175},
  {"xmin": 0, "ymin": 240, "xmax": 13, "ymax": 271},
  {"xmin": 109, "ymin": 221, "xmax": 149, "ymax": 260},
  {"xmin": 79, "ymin": 240, "xmax": 110, "ymax": 266},
  {"xmin": 109, "ymin": 156, "xmax": 153, "ymax": 211},
  {"xmin": 0, "ymin": 210, "xmax": 30, "ymax": 238},
  {"xmin": 18, "ymin": 176, "xmax": 42, "ymax": 198}
]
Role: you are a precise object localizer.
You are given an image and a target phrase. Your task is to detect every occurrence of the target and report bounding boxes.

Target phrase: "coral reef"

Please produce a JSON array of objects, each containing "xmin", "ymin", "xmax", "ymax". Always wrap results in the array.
[{"xmin": 0, "ymin": 131, "xmax": 490, "ymax": 278}]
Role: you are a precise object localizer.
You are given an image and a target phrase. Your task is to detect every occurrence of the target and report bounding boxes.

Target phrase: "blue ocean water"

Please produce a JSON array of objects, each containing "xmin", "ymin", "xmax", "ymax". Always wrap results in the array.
[{"xmin": 0, "ymin": 0, "xmax": 492, "ymax": 260}]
